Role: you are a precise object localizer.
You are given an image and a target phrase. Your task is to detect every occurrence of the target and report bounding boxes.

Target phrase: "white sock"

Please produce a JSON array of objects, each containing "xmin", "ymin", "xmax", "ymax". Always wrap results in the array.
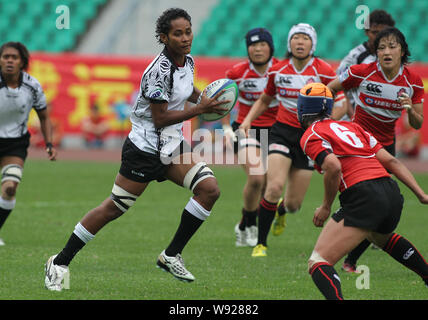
[
  {"xmin": 73, "ymin": 222, "xmax": 95, "ymax": 243},
  {"xmin": 184, "ymin": 197, "xmax": 211, "ymax": 221},
  {"xmin": 0, "ymin": 196, "xmax": 16, "ymax": 210}
]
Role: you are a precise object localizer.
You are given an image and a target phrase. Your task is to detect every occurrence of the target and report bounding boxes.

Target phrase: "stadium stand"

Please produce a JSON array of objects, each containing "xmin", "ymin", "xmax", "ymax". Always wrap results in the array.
[
  {"xmin": 1, "ymin": 0, "xmax": 426, "ymax": 62},
  {"xmin": 0, "ymin": 0, "xmax": 108, "ymax": 52},
  {"xmin": 191, "ymin": 0, "xmax": 428, "ymax": 62}
]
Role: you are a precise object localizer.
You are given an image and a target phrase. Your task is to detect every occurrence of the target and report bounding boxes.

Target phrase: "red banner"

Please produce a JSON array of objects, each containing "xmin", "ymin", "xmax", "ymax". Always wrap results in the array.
[{"xmin": 27, "ymin": 53, "xmax": 427, "ymax": 147}]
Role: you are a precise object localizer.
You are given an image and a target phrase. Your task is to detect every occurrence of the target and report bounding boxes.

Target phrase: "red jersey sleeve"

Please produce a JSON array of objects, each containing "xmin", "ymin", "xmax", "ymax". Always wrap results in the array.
[
  {"xmin": 300, "ymin": 125, "xmax": 332, "ymax": 164},
  {"xmin": 316, "ymin": 59, "xmax": 337, "ymax": 85},
  {"xmin": 225, "ymin": 61, "xmax": 246, "ymax": 80},
  {"xmin": 264, "ymin": 69, "xmax": 277, "ymax": 97},
  {"xmin": 411, "ymin": 74, "xmax": 425, "ymax": 104}
]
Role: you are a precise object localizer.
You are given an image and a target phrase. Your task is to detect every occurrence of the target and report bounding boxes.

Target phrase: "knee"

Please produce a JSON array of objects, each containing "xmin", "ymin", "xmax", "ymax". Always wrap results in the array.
[
  {"xmin": 247, "ymin": 175, "xmax": 265, "ymax": 191},
  {"xmin": 307, "ymin": 250, "xmax": 330, "ymax": 273},
  {"xmin": 283, "ymin": 200, "xmax": 301, "ymax": 214},
  {"xmin": 2, "ymin": 182, "xmax": 17, "ymax": 199},
  {"xmin": 202, "ymin": 182, "xmax": 221, "ymax": 204},
  {"xmin": 4, "ymin": 185, "xmax": 17, "ymax": 198},
  {"xmin": 193, "ymin": 179, "xmax": 220, "ymax": 209},
  {"xmin": 265, "ymin": 183, "xmax": 283, "ymax": 200}
]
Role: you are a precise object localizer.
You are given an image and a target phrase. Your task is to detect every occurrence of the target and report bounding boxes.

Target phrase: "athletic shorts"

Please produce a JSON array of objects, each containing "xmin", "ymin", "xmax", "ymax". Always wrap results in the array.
[
  {"xmin": 268, "ymin": 121, "xmax": 314, "ymax": 170},
  {"xmin": 332, "ymin": 177, "xmax": 403, "ymax": 234},
  {"xmin": 119, "ymin": 137, "xmax": 190, "ymax": 183},
  {"xmin": 0, "ymin": 133, "xmax": 31, "ymax": 160},
  {"xmin": 231, "ymin": 121, "xmax": 270, "ymax": 154}
]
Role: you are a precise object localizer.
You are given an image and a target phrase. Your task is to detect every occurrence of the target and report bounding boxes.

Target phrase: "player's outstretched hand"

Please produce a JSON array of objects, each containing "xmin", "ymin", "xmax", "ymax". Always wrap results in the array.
[{"xmin": 238, "ymin": 119, "xmax": 251, "ymax": 138}]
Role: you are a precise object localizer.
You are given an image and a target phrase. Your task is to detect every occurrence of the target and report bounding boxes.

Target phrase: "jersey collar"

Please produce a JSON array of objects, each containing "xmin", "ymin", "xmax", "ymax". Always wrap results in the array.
[
  {"xmin": 290, "ymin": 57, "xmax": 314, "ymax": 74},
  {"xmin": 248, "ymin": 59, "xmax": 273, "ymax": 77},
  {"xmin": 377, "ymin": 62, "xmax": 403, "ymax": 83}
]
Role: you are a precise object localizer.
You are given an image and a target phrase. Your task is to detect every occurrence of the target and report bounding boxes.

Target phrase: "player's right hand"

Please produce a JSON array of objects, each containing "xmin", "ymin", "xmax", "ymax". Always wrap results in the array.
[{"xmin": 198, "ymin": 89, "xmax": 229, "ymax": 115}]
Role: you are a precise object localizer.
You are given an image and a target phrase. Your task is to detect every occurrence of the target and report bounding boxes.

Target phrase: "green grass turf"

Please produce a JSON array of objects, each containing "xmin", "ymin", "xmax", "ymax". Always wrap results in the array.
[{"xmin": 0, "ymin": 159, "xmax": 428, "ymax": 300}]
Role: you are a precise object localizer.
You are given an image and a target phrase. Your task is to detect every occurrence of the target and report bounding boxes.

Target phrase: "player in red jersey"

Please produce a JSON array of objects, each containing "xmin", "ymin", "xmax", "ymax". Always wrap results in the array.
[
  {"xmin": 328, "ymin": 27, "xmax": 424, "ymax": 151},
  {"xmin": 223, "ymin": 28, "xmax": 278, "ymax": 247},
  {"xmin": 240, "ymin": 23, "xmax": 345, "ymax": 257},
  {"xmin": 328, "ymin": 27, "xmax": 425, "ymax": 272},
  {"xmin": 298, "ymin": 82, "xmax": 428, "ymax": 300}
]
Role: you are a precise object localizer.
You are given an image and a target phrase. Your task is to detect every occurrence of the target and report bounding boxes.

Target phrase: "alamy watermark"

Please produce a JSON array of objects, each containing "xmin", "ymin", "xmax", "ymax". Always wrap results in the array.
[
  {"xmin": 355, "ymin": 265, "xmax": 370, "ymax": 290},
  {"xmin": 355, "ymin": 5, "xmax": 370, "ymax": 30},
  {"xmin": 160, "ymin": 128, "xmax": 270, "ymax": 175},
  {"xmin": 56, "ymin": 5, "xmax": 70, "ymax": 30}
]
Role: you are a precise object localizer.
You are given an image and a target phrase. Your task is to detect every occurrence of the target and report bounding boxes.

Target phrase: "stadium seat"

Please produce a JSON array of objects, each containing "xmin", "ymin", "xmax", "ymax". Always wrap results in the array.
[
  {"xmin": 192, "ymin": 0, "xmax": 428, "ymax": 62},
  {"xmin": 0, "ymin": 0, "xmax": 108, "ymax": 52}
]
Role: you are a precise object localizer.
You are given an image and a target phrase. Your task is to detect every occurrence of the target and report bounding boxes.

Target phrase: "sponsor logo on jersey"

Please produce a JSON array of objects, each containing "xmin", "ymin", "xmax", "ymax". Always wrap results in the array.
[
  {"xmin": 150, "ymin": 88, "xmax": 163, "ymax": 99},
  {"xmin": 396, "ymin": 88, "xmax": 408, "ymax": 99},
  {"xmin": 242, "ymin": 80, "xmax": 258, "ymax": 89},
  {"xmin": 365, "ymin": 97, "xmax": 374, "ymax": 105},
  {"xmin": 278, "ymin": 75, "xmax": 292, "ymax": 85},
  {"xmin": 366, "ymin": 83, "xmax": 382, "ymax": 95}
]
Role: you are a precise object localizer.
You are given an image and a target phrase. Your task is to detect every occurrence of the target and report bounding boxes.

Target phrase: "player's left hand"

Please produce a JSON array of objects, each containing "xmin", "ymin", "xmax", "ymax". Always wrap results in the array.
[
  {"xmin": 313, "ymin": 205, "xmax": 330, "ymax": 227},
  {"xmin": 398, "ymin": 93, "xmax": 412, "ymax": 110}
]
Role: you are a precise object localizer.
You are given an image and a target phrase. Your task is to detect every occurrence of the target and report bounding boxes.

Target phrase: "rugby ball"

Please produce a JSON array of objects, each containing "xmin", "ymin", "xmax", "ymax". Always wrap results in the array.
[{"xmin": 197, "ymin": 79, "xmax": 238, "ymax": 121}]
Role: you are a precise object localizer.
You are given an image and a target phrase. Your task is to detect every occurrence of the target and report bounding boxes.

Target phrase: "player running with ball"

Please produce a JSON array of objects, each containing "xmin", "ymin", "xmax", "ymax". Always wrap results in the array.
[{"xmin": 45, "ymin": 8, "xmax": 228, "ymax": 290}]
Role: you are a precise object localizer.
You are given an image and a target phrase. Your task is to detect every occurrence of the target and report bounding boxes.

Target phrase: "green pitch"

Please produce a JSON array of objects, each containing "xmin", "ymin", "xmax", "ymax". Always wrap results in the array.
[{"xmin": 0, "ymin": 159, "xmax": 427, "ymax": 300}]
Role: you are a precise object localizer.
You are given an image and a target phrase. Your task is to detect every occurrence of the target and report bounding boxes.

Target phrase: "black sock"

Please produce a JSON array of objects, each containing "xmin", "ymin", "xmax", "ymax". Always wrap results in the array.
[
  {"xmin": 344, "ymin": 239, "xmax": 371, "ymax": 265},
  {"xmin": 165, "ymin": 209, "xmax": 203, "ymax": 257},
  {"xmin": 383, "ymin": 233, "xmax": 428, "ymax": 284},
  {"xmin": 310, "ymin": 262, "xmax": 343, "ymax": 300},
  {"xmin": 277, "ymin": 199, "xmax": 286, "ymax": 216},
  {"xmin": 53, "ymin": 233, "xmax": 86, "ymax": 266},
  {"xmin": 238, "ymin": 209, "xmax": 246, "ymax": 231},
  {"xmin": 257, "ymin": 198, "xmax": 277, "ymax": 246},
  {"xmin": 0, "ymin": 207, "xmax": 12, "ymax": 230},
  {"xmin": 240, "ymin": 208, "xmax": 257, "ymax": 229}
]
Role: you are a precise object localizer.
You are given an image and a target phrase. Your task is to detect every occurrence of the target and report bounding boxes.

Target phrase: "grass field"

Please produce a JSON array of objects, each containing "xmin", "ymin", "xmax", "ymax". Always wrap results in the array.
[{"xmin": 1, "ymin": 159, "xmax": 428, "ymax": 301}]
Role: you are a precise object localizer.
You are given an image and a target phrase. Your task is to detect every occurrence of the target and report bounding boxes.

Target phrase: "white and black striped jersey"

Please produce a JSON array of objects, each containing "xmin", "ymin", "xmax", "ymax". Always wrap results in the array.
[
  {"xmin": 336, "ymin": 41, "xmax": 377, "ymax": 114},
  {"xmin": 129, "ymin": 48, "xmax": 194, "ymax": 156},
  {"xmin": 0, "ymin": 72, "xmax": 47, "ymax": 138}
]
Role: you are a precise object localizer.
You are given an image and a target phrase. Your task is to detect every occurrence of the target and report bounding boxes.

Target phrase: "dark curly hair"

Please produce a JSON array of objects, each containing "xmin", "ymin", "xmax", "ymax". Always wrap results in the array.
[
  {"xmin": 0, "ymin": 41, "xmax": 30, "ymax": 71},
  {"xmin": 155, "ymin": 8, "xmax": 192, "ymax": 44},
  {"xmin": 374, "ymin": 27, "xmax": 411, "ymax": 65},
  {"xmin": 369, "ymin": 9, "xmax": 395, "ymax": 27}
]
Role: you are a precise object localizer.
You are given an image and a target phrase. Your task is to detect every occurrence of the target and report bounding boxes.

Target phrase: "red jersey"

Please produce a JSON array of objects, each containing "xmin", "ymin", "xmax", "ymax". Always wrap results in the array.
[
  {"xmin": 264, "ymin": 57, "xmax": 337, "ymax": 128},
  {"xmin": 339, "ymin": 61, "xmax": 425, "ymax": 146},
  {"xmin": 226, "ymin": 58, "xmax": 279, "ymax": 126},
  {"xmin": 300, "ymin": 119, "xmax": 389, "ymax": 192}
]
